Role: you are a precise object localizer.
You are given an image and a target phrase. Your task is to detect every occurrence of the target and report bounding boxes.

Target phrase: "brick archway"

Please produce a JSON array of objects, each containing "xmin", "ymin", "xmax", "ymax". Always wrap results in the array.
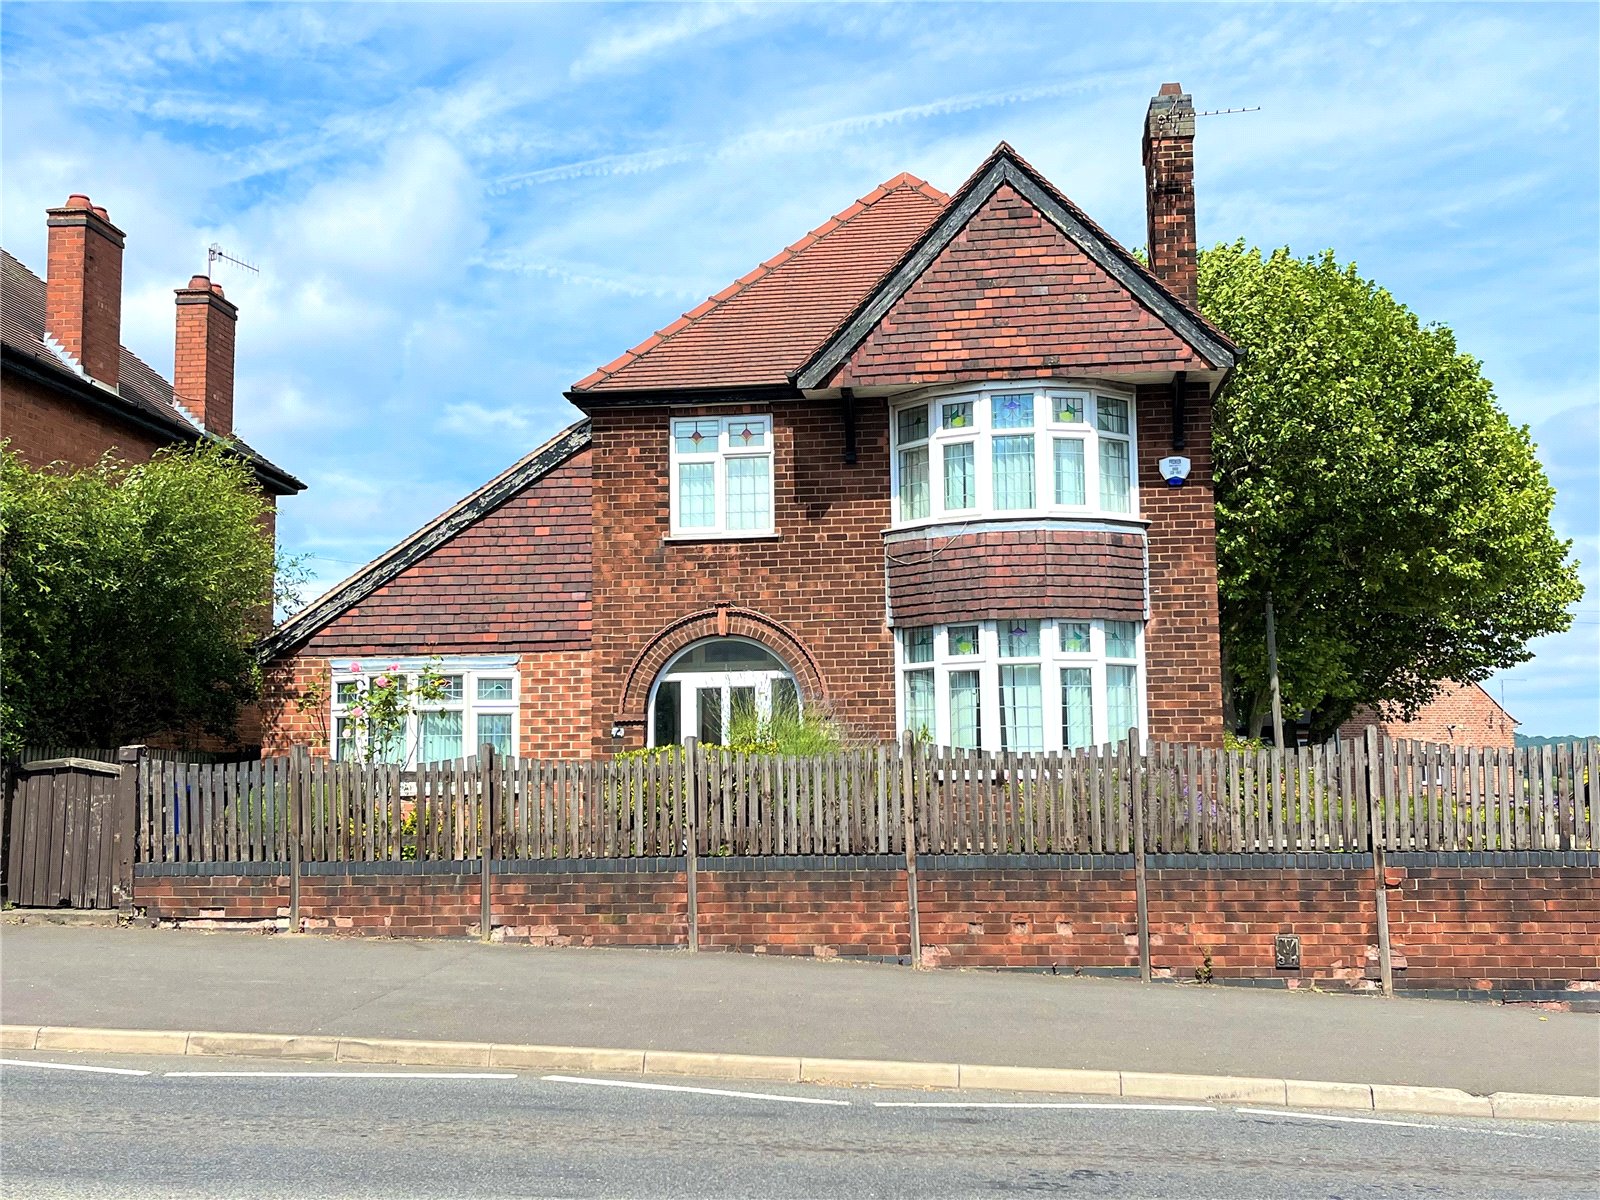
[{"xmin": 617, "ymin": 607, "xmax": 827, "ymax": 727}]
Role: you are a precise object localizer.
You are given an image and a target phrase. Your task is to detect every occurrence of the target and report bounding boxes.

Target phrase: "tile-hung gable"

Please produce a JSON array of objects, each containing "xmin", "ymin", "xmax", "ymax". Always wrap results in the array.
[{"xmin": 260, "ymin": 82, "xmax": 1238, "ymax": 765}]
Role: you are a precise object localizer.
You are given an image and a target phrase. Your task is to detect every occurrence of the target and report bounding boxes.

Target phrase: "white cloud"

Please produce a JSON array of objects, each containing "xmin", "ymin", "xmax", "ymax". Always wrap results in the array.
[
  {"xmin": 439, "ymin": 402, "xmax": 535, "ymax": 437},
  {"xmin": 569, "ymin": 3, "xmax": 763, "ymax": 80}
]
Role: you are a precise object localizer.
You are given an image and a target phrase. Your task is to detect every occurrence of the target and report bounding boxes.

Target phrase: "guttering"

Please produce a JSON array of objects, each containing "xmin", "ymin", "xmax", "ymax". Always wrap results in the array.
[
  {"xmin": 563, "ymin": 382, "xmax": 802, "ymax": 411},
  {"xmin": 2, "ymin": 347, "xmax": 305, "ymax": 496}
]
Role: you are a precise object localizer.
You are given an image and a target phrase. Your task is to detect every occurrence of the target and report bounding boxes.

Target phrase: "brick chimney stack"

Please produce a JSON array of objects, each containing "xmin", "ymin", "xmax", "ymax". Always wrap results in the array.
[
  {"xmin": 44, "ymin": 195, "xmax": 125, "ymax": 386},
  {"xmin": 1142, "ymin": 82, "xmax": 1198, "ymax": 307},
  {"xmin": 174, "ymin": 275, "xmax": 238, "ymax": 438}
]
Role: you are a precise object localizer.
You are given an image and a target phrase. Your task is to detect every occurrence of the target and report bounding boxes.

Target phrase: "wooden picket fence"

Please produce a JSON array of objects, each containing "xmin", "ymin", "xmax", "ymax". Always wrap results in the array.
[{"xmin": 132, "ymin": 735, "xmax": 1596, "ymax": 865}]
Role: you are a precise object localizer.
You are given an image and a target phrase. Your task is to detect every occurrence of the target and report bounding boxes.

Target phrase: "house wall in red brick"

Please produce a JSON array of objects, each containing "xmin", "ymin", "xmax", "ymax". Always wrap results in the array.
[
  {"xmin": 588, "ymin": 403, "xmax": 896, "ymax": 753},
  {"xmin": 261, "ymin": 450, "xmax": 595, "ymax": 756},
  {"xmin": 136, "ymin": 859, "xmax": 1600, "ymax": 994},
  {"xmin": 828, "ymin": 184, "xmax": 1208, "ymax": 389},
  {"xmin": 1339, "ymin": 682, "xmax": 1516, "ymax": 751},
  {"xmin": 1, "ymin": 372, "xmax": 170, "ymax": 471},
  {"xmin": 258, "ymin": 649, "xmax": 593, "ymax": 758},
  {"xmin": 886, "ymin": 527, "xmax": 1145, "ymax": 627},
  {"xmin": 1136, "ymin": 382, "xmax": 1223, "ymax": 744}
]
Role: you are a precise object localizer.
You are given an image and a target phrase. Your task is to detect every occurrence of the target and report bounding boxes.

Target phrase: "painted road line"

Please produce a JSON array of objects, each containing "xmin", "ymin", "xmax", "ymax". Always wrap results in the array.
[
  {"xmin": 0, "ymin": 1059, "xmax": 150, "ymax": 1076},
  {"xmin": 165, "ymin": 1071, "xmax": 517, "ymax": 1080},
  {"xmin": 1235, "ymin": 1108, "xmax": 1556, "ymax": 1140},
  {"xmin": 542, "ymin": 1074, "xmax": 852, "ymax": 1106},
  {"xmin": 873, "ymin": 1101, "xmax": 1215, "ymax": 1112}
]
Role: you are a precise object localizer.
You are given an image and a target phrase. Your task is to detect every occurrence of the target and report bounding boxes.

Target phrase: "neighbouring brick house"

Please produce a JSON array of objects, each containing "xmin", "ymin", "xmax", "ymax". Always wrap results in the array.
[
  {"xmin": 260, "ymin": 82, "xmax": 1239, "ymax": 762},
  {"xmin": 1339, "ymin": 681, "xmax": 1518, "ymax": 750},
  {"xmin": 1, "ymin": 195, "xmax": 303, "ymax": 531}
]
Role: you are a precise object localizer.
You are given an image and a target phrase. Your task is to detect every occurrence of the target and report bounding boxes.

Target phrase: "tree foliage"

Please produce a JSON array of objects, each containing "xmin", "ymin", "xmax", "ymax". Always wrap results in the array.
[
  {"xmin": 1199, "ymin": 243, "xmax": 1583, "ymax": 739},
  {"xmin": 1, "ymin": 443, "xmax": 279, "ymax": 753}
]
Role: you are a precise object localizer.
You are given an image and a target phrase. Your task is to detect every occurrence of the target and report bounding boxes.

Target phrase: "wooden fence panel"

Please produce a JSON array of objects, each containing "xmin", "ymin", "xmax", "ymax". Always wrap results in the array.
[{"xmin": 74, "ymin": 736, "xmax": 1595, "ymax": 872}]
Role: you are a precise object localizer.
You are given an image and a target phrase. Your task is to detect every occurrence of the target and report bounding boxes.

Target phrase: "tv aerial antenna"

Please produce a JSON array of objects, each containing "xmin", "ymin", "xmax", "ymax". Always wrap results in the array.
[
  {"xmin": 1196, "ymin": 105, "xmax": 1261, "ymax": 118},
  {"xmin": 206, "ymin": 243, "xmax": 259, "ymax": 279}
]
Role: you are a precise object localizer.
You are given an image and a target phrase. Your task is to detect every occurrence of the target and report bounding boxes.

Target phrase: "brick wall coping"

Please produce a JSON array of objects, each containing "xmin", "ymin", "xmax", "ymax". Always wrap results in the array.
[{"xmin": 134, "ymin": 849, "xmax": 1598, "ymax": 879}]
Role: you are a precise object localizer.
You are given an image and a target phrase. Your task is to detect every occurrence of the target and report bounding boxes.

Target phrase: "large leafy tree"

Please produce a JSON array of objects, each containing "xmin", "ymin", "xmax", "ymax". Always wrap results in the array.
[
  {"xmin": 1198, "ymin": 243, "xmax": 1583, "ymax": 739},
  {"xmin": 1, "ymin": 443, "xmax": 279, "ymax": 754}
]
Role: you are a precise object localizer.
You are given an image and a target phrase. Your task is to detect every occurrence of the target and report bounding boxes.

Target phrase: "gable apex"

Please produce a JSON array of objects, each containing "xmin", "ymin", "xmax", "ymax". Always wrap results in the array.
[{"xmin": 795, "ymin": 143, "xmax": 1237, "ymax": 390}]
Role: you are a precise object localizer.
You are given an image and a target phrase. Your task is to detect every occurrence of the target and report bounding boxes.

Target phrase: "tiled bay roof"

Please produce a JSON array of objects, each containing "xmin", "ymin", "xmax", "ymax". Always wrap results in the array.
[
  {"xmin": 570, "ymin": 173, "xmax": 949, "ymax": 394},
  {"xmin": 1, "ymin": 249, "xmax": 301, "ymax": 490}
]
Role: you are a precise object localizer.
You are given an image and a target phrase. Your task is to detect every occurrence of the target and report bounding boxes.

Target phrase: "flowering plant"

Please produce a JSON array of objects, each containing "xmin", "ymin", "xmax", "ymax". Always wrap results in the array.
[{"xmin": 344, "ymin": 659, "xmax": 449, "ymax": 764}]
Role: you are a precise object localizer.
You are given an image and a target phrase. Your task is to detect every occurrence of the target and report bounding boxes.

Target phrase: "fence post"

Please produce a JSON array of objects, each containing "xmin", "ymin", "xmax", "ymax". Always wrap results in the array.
[
  {"xmin": 1364, "ymin": 727, "xmax": 1394, "ymax": 997},
  {"xmin": 901, "ymin": 733, "xmax": 922, "ymax": 968},
  {"xmin": 113, "ymin": 745, "xmax": 146, "ymax": 915},
  {"xmin": 1128, "ymin": 729, "xmax": 1151, "ymax": 983},
  {"xmin": 683, "ymin": 738, "xmax": 699, "ymax": 953},
  {"xmin": 480, "ymin": 743, "xmax": 496, "ymax": 943},
  {"xmin": 289, "ymin": 746, "xmax": 305, "ymax": 932}
]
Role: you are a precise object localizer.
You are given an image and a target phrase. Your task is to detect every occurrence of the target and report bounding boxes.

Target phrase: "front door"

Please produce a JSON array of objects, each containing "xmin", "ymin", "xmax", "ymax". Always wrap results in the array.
[{"xmin": 649, "ymin": 638, "xmax": 800, "ymax": 747}]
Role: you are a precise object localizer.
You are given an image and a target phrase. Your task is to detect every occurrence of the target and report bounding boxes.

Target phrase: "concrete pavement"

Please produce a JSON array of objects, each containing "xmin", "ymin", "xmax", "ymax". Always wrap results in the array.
[{"xmin": 2, "ymin": 924, "xmax": 1598, "ymax": 1099}]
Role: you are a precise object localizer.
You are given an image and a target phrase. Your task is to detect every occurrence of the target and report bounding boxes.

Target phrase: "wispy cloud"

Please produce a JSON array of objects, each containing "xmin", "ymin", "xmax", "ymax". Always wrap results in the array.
[
  {"xmin": 439, "ymin": 403, "xmax": 536, "ymax": 437},
  {"xmin": 489, "ymin": 71, "xmax": 1144, "ymax": 194},
  {"xmin": 569, "ymin": 3, "xmax": 763, "ymax": 80}
]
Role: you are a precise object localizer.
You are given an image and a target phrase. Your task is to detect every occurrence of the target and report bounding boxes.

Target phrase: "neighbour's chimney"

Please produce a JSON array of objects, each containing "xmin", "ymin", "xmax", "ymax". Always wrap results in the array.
[
  {"xmin": 1142, "ymin": 82, "xmax": 1198, "ymax": 307},
  {"xmin": 174, "ymin": 275, "xmax": 238, "ymax": 437},
  {"xmin": 45, "ymin": 195, "xmax": 125, "ymax": 386}
]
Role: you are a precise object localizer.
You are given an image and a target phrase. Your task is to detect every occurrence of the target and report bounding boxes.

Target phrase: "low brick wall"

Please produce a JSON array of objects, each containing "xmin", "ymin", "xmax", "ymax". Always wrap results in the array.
[{"xmin": 132, "ymin": 853, "xmax": 1600, "ymax": 1000}]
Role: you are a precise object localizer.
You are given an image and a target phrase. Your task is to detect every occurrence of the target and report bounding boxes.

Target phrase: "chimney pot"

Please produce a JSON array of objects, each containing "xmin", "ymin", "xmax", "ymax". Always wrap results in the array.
[
  {"xmin": 44, "ymin": 196, "xmax": 125, "ymax": 385},
  {"xmin": 174, "ymin": 275, "xmax": 239, "ymax": 437},
  {"xmin": 1158, "ymin": 82, "xmax": 1182, "ymax": 96}
]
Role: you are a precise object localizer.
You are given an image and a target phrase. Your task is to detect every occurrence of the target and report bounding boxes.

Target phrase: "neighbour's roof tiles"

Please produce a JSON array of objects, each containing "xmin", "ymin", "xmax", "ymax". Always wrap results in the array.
[
  {"xmin": 0, "ymin": 249, "xmax": 301, "ymax": 488},
  {"xmin": 570, "ymin": 173, "xmax": 949, "ymax": 393}
]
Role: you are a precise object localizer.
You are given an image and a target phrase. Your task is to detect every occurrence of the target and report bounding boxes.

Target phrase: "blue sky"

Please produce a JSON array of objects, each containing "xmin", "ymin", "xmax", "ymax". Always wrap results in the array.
[{"xmin": 2, "ymin": 2, "xmax": 1595, "ymax": 734}]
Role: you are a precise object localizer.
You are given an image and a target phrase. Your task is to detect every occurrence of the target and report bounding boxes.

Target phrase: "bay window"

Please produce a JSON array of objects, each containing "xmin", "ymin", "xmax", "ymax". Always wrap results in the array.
[
  {"xmin": 896, "ymin": 619, "xmax": 1144, "ymax": 751},
  {"xmin": 670, "ymin": 415, "xmax": 774, "ymax": 537},
  {"xmin": 890, "ymin": 382, "xmax": 1138, "ymax": 526}
]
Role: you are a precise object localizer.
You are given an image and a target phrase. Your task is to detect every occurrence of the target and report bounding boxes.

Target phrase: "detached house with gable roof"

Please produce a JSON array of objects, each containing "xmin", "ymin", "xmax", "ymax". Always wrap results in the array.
[{"xmin": 260, "ymin": 83, "xmax": 1237, "ymax": 763}]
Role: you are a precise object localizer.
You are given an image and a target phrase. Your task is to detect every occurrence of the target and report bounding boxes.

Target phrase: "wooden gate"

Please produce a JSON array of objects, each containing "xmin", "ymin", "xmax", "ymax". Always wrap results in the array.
[{"xmin": 4, "ymin": 756, "xmax": 136, "ymax": 909}]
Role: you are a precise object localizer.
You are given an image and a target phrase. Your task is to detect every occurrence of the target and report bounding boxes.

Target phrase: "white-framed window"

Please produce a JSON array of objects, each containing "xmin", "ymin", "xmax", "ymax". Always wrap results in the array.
[
  {"xmin": 329, "ymin": 656, "xmax": 519, "ymax": 764},
  {"xmin": 889, "ymin": 382, "xmax": 1138, "ymax": 527},
  {"xmin": 895, "ymin": 618, "xmax": 1145, "ymax": 751},
  {"xmin": 669, "ymin": 414, "xmax": 774, "ymax": 537}
]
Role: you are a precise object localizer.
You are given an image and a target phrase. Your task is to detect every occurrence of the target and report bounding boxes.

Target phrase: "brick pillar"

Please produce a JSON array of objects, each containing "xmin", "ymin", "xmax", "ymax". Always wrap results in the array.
[
  {"xmin": 174, "ymin": 275, "xmax": 238, "ymax": 437},
  {"xmin": 45, "ymin": 195, "xmax": 125, "ymax": 386},
  {"xmin": 1138, "ymin": 380, "xmax": 1224, "ymax": 745},
  {"xmin": 1142, "ymin": 83, "xmax": 1197, "ymax": 307}
]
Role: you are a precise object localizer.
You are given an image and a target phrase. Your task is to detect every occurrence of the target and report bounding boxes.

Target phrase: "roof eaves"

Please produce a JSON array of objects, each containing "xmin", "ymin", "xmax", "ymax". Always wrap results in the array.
[
  {"xmin": 258, "ymin": 420, "xmax": 592, "ymax": 661},
  {"xmin": 1, "ymin": 345, "xmax": 304, "ymax": 493},
  {"xmin": 794, "ymin": 145, "xmax": 1239, "ymax": 389},
  {"xmin": 570, "ymin": 174, "xmax": 950, "ymax": 394}
]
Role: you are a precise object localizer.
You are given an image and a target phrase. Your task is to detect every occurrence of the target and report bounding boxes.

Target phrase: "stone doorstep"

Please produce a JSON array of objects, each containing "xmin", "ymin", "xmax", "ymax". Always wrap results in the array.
[{"xmin": 0, "ymin": 1024, "xmax": 1594, "ymax": 1123}]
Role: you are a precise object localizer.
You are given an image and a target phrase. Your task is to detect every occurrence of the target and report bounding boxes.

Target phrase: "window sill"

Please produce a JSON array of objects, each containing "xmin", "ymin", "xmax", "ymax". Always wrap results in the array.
[
  {"xmin": 882, "ymin": 513, "xmax": 1150, "ymax": 538},
  {"xmin": 663, "ymin": 532, "xmax": 781, "ymax": 544}
]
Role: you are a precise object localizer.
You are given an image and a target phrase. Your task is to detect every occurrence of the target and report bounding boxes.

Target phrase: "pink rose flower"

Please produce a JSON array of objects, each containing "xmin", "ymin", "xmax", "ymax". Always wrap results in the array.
[
  {"xmin": 350, "ymin": 662, "xmax": 362, "ymax": 673},
  {"xmin": 374, "ymin": 675, "xmax": 390, "ymax": 688}
]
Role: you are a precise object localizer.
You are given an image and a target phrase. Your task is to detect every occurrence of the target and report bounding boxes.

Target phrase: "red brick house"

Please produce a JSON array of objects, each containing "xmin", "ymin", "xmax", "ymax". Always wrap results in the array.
[
  {"xmin": 1, "ymin": 195, "xmax": 303, "ymax": 527},
  {"xmin": 260, "ymin": 83, "xmax": 1238, "ymax": 762},
  {"xmin": 1339, "ymin": 681, "xmax": 1518, "ymax": 750}
]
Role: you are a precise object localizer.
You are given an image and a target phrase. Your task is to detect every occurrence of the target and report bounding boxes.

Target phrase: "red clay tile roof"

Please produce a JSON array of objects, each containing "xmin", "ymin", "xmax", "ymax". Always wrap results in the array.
[{"xmin": 570, "ymin": 173, "xmax": 949, "ymax": 394}]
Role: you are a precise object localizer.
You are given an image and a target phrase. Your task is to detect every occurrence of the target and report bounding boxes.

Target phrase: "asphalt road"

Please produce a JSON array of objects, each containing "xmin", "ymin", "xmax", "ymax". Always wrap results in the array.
[
  {"xmin": 6, "ymin": 925, "xmax": 1600, "ymax": 1097},
  {"xmin": 2, "ymin": 1053, "xmax": 1595, "ymax": 1199}
]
